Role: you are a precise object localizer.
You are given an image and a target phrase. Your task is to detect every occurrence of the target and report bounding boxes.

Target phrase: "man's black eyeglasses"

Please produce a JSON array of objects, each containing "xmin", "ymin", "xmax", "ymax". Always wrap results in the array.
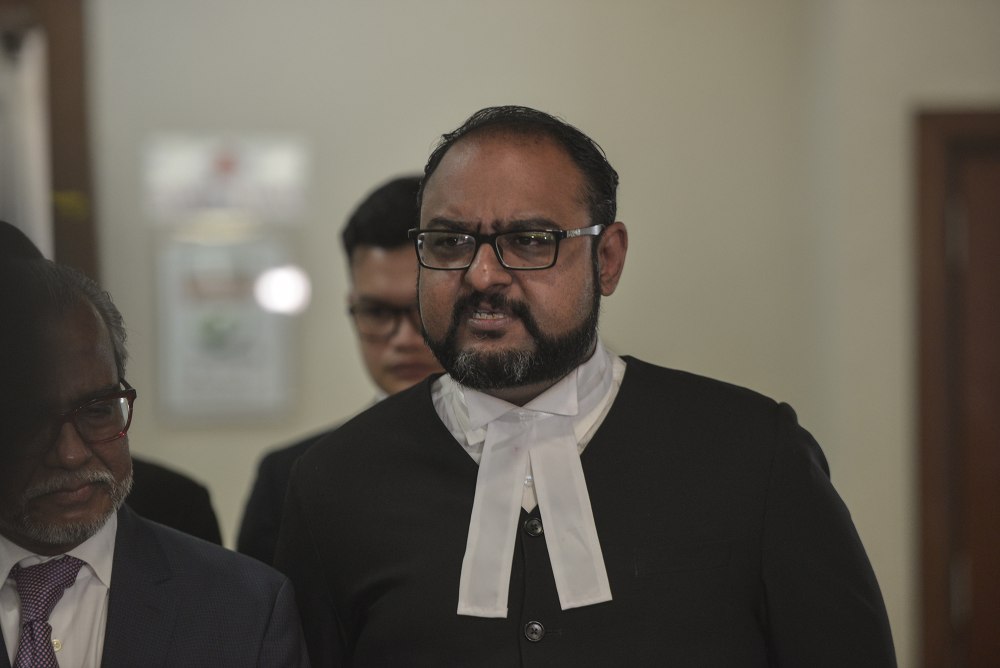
[{"xmin": 407, "ymin": 224, "xmax": 606, "ymax": 271}]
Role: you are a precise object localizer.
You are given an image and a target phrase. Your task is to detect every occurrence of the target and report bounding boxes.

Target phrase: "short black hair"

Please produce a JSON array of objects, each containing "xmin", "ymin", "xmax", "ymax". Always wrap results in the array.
[
  {"xmin": 418, "ymin": 106, "xmax": 619, "ymax": 228},
  {"xmin": 340, "ymin": 176, "xmax": 422, "ymax": 265}
]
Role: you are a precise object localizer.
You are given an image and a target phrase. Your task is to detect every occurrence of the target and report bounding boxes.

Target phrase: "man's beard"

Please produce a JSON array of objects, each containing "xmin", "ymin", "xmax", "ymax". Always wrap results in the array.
[
  {"xmin": 421, "ymin": 272, "xmax": 602, "ymax": 392},
  {"xmin": 0, "ymin": 468, "xmax": 133, "ymax": 548}
]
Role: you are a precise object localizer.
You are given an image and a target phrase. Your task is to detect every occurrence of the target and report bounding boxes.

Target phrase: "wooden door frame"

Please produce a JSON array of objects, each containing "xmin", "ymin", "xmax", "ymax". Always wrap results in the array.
[
  {"xmin": 917, "ymin": 109, "xmax": 1000, "ymax": 667},
  {"xmin": 0, "ymin": 0, "xmax": 97, "ymax": 278}
]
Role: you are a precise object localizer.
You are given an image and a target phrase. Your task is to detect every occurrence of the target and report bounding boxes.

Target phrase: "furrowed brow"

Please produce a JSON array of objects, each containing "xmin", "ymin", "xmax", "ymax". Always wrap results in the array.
[
  {"xmin": 500, "ymin": 218, "xmax": 558, "ymax": 232},
  {"xmin": 424, "ymin": 217, "xmax": 472, "ymax": 231}
]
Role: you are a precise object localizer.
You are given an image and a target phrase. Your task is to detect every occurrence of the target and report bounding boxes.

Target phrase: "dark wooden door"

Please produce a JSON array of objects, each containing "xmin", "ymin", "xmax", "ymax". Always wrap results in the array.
[{"xmin": 918, "ymin": 111, "xmax": 1000, "ymax": 668}]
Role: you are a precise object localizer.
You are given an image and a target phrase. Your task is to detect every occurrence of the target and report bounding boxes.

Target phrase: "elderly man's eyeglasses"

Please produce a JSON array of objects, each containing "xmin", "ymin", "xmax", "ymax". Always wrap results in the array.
[
  {"xmin": 51, "ymin": 380, "xmax": 138, "ymax": 445},
  {"xmin": 407, "ymin": 224, "xmax": 606, "ymax": 271},
  {"xmin": 349, "ymin": 302, "xmax": 421, "ymax": 341}
]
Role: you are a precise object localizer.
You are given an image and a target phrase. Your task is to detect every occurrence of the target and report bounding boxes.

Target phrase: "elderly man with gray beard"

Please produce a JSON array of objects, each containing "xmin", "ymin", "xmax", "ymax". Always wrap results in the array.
[{"xmin": 0, "ymin": 254, "xmax": 308, "ymax": 668}]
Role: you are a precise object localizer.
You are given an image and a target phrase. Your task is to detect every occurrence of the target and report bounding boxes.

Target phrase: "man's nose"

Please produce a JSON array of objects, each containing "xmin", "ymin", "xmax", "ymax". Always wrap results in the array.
[
  {"xmin": 463, "ymin": 242, "xmax": 512, "ymax": 291},
  {"xmin": 47, "ymin": 421, "xmax": 94, "ymax": 469}
]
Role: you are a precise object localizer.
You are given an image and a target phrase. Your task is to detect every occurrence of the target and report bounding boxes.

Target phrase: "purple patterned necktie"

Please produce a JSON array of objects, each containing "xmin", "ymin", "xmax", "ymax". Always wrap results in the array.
[{"xmin": 10, "ymin": 556, "xmax": 85, "ymax": 668}]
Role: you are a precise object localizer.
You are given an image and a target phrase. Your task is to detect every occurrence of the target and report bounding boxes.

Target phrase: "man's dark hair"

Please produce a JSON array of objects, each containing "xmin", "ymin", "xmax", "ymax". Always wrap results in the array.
[
  {"xmin": 340, "ymin": 176, "xmax": 422, "ymax": 265},
  {"xmin": 43, "ymin": 261, "xmax": 130, "ymax": 379},
  {"xmin": 418, "ymin": 106, "xmax": 619, "ymax": 229}
]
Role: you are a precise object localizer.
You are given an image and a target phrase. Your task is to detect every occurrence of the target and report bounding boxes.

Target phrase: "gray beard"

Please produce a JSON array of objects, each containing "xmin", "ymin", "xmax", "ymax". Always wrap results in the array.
[
  {"xmin": 450, "ymin": 347, "xmax": 536, "ymax": 390},
  {"xmin": 3, "ymin": 468, "xmax": 133, "ymax": 548}
]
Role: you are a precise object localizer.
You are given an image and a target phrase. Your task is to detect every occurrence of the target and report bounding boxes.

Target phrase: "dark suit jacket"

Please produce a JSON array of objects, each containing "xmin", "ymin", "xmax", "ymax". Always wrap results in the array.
[
  {"xmin": 127, "ymin": 456, "xmax": 223, "ymax": 544},
  {"xmin": 1, "ymin": 506, "xmax": 308, "ymax": 668},
  {"xmin": 276, "ymin": 357, "xmax": 896, "ymax": 667},
  {"xmin": 237, "ymin": 432, "xmax": 328, "ymax": 565}
]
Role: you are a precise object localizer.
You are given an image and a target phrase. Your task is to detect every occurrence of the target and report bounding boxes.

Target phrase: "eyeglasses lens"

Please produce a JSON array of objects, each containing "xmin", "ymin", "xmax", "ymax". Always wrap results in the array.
[
  {"xmin": 75, "ymin": 396, "xmax": 132, "ymax": 443},
  {"xmin": 496, "ymin": 231, "xmax": 558, "ymax": 268}
]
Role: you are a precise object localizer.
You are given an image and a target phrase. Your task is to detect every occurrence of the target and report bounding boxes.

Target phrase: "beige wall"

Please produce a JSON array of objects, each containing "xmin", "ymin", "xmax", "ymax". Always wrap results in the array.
[{"xmin": 84, "ymin": 1, "xmax": 1000, "ymax": 665}]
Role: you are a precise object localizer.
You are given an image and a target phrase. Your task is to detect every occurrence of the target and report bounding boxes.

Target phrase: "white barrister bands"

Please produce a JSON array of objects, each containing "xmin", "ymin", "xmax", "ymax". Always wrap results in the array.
[{"xmin": 454, "ymin": 344, "xmax": 618, "ymax": 618}]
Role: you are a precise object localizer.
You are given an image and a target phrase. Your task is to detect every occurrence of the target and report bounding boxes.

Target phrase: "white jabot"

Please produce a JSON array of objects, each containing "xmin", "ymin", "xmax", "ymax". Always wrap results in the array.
[
  {"xmin": 432, "ymin": 341, "xmax": 626, "ymax": 618},
  {"xmin": 1, "ymin": 513, "xmax": 116, "ymax": 668}
]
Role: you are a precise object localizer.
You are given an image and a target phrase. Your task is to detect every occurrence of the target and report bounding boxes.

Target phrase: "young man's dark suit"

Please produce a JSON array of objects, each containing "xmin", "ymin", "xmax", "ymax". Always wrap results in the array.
[
  {"xmin": 1, "ymin": 506, "xmax": 308, "ymax": 668},
  {"xmin": 128, "ymin": 457, "xmax": 223, "ymax": 544},
  {"xmin": 276, "ymin": 357, "xmax": 896, "ymax": 667},
  {"xmin": 238, "ymin": 434, "xmax": 324, "ymax": 564}
]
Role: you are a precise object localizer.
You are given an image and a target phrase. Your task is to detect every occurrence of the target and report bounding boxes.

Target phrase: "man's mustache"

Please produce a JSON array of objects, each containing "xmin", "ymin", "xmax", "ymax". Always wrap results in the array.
[
  {"xmin": 451, "ymin": 291, "xmax": 534, "ymax": 323},
  {"xmin": 23, "ymin": 469, "xmax": 117, "ymax": 501}
]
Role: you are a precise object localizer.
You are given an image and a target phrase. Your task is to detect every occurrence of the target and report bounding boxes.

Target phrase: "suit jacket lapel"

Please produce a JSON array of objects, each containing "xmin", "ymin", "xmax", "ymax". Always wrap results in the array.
[{"xmin": 100, "ymin": 506, "xmax": 178, "ymax": 668}]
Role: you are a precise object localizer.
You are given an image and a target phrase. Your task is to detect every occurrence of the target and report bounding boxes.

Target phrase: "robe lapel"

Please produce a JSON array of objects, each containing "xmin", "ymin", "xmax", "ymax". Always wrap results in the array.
[{"xmin": 100, "ymin": 506, "xmax": 178, "ymax": 668}]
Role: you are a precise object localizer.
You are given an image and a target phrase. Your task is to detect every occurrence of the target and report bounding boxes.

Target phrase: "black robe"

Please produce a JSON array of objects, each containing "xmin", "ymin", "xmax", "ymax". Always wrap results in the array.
[{"xmin": 276, "ymin": 356, "xmax": 896, "ymax": 667}]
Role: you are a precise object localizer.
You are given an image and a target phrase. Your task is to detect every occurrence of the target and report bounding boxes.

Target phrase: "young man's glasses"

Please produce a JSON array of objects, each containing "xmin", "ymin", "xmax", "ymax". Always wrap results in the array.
[
  {"xmin": 49, "ymin": 380, "xmax": 138, "ymax": 445},
  {"xmin": 348, "ymin": 302, "xmax": 422, "ymax": 341},
  {"xmin": 407, "ymin": 224, "xmax": 606, "ymax": 271}
]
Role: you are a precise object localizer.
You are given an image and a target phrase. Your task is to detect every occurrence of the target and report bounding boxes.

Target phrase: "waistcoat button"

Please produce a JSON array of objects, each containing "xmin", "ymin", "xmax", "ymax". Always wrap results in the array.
[
  {"xmin": 523, "ymin": 517, "xmax": 544, "ymax": 537},
  {"xmin": 524, "ymin": 621, "xmax": 545, "ymax": 642}
]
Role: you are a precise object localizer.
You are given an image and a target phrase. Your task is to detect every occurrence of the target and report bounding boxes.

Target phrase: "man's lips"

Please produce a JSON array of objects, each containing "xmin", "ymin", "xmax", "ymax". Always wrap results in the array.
[
  {"xmin": 467, "ymin": 308, "xmax": 515, "ymax": 331},
  {"xmin": 40, "ymin": 482, "xmax": 102, "ymax": 506},
  {"xmin": 471, "ymin": 309, "xmax": 506, "ymax": 320},
  {"xmin": 26, "ymin": 472, "xmax": 114, "ymax": 506},
  {"xmin": 446, "ymin": 292, "xmax": 532, "ymax": 340}
]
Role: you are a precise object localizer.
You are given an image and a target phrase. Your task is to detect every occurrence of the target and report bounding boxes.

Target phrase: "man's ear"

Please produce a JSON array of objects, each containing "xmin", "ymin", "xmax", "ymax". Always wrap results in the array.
[{"xmin": 597, "ymin": 222, "xmax": 627, "ymax": 296}]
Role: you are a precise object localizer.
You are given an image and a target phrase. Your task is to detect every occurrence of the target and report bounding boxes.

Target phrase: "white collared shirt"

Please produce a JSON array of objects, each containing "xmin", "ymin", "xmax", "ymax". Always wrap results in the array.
[{"xmin": 1, "ymin": 514, "xmax": 116, "ymax": 668}]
